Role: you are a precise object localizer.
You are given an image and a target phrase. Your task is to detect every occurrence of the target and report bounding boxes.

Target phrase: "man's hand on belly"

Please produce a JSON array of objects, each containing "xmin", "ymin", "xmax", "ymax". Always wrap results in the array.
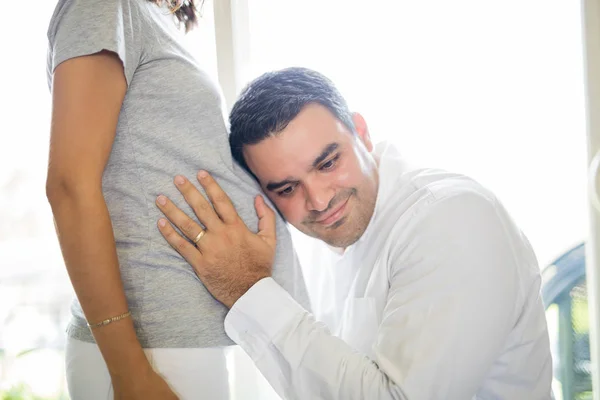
[{"xmin": 155, "ymin": 171, "xmax": 277, "ymax": 308}]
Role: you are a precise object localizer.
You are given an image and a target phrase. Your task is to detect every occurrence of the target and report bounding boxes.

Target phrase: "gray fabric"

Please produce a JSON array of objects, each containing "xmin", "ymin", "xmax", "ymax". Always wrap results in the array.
[{"xmin": 46, "ymin": 0, "xmax": 309, "ymax": 348}]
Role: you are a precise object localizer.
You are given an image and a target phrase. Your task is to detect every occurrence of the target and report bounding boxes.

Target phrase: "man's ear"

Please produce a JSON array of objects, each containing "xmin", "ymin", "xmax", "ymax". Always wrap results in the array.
[{"xmin": 352, "ymin": 112, "xmax": 373, "ymax": 152}]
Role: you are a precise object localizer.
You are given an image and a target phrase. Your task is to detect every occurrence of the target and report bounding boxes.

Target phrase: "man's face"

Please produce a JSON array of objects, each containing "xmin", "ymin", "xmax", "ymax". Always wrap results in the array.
[{"xmin": 243, "ymin": 104, "xmax": 379, "ymax": 248}]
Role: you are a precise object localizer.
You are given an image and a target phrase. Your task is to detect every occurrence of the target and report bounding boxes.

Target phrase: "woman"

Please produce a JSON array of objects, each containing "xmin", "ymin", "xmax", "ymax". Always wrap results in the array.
[{"xmin": 45, "ymin": 0, "xmax": 309, "ymax": 398}]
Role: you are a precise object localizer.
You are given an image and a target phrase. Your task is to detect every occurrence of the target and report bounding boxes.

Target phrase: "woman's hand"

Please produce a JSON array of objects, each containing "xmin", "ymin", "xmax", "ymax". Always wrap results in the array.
[
  {"xmin": 113, "ymin": 367, "xmax": 179, "ymax": 399},
  {"xmin": 156, "ymin": 171, "xmax": 277, "ymax": 308}
]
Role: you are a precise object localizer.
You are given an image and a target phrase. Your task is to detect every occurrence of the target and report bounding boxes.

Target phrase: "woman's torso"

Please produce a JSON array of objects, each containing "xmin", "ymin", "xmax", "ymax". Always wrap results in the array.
[{"xmin": 47, "ymin": 0, "xmax": 309, "ymax": 348}]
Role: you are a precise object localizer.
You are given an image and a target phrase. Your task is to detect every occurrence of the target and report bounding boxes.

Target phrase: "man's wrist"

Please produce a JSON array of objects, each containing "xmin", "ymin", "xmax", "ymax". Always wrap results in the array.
[
  {"xmin": 226, "ymin": 273, "xmax": 271, "ymax": 308},
  {"xmin": 225, "ymin": 277, "xmax": 306, "ymax": 348}
]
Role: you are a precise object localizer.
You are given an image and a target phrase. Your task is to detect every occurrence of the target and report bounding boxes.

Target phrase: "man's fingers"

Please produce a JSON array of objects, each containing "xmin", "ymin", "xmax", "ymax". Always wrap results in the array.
[
  {"xmin": 157, "ymin": 218, "xmax": 204, "ymax": 271},
  {"xmin": 173, "ymin": 175, "xmax": 222, "ymax": 231},
  {"xmin": 255, "ymin": 195, "xmax": 277, "ymax": 249},
  {"xmin": 156, "ymin": 194, "xmax": 206, "ymax": 243},
  {"xmin": 197, "ymin": 171, "xmax": 240, "ymax": 224}
]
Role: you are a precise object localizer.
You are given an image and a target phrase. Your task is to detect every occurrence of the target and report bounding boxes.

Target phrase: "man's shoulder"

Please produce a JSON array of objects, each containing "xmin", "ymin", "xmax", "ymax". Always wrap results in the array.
[
  {"xmin": 412, "ymin": 169, "xmax": 496, "ymax": 206},
  {"xmin": 377, "ymin": 166, "xmax": 507, "ymax": 265},
  {"xmin": 377, "ymin": 144, "xmax": 496, "ymax": 212},
  {"xmin": 382, "ymin": 165, "xmax": 498, "ymax": 223}
]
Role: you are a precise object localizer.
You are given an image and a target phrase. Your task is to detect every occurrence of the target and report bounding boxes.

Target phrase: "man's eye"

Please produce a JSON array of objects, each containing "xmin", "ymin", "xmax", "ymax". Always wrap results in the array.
[
  {"xmin": 278, "ymin": 186, "xmax": 296, "ymax": 197},
  {"xmin": 320, "ymin": 155, "xmax": 339, "ymax": 171}
]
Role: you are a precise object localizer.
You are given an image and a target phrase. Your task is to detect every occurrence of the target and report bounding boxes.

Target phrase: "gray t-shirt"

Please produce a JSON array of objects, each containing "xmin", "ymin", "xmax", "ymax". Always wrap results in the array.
[{"xmin": 46, "ymin": 0, "xmax": 309, "ymax": 348}]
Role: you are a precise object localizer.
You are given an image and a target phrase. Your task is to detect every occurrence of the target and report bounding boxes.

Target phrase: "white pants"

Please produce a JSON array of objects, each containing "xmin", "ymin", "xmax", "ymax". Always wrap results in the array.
[{"xmin": 65, "ymin": 337, "xmax": 280, "ymax": 400}]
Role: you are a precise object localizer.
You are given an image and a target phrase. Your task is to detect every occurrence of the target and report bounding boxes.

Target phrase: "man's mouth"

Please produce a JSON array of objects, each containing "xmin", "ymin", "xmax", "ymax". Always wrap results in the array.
[{"xmin": 315, "ymin": 196, "xmax": 350, "ymax": 226}]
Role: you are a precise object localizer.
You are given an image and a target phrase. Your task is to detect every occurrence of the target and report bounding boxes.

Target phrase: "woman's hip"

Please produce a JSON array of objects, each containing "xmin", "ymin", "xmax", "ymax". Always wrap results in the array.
[{"xmin": 65, "ymin": 337, "xmax": 231, "ymax": 399}]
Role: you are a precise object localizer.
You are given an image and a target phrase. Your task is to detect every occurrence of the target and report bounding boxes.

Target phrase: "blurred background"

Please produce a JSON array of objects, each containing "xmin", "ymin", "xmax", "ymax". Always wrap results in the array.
[{"xmin": 0, "ymin": 0, "xmax": 593, "ymax": 398}]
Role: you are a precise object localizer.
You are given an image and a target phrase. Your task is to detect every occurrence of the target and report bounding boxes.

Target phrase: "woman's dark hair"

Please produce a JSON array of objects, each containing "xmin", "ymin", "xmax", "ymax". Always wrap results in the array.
[{"xmin": 148, "ymin": 0, "xmax": 204, "ymax": 32}]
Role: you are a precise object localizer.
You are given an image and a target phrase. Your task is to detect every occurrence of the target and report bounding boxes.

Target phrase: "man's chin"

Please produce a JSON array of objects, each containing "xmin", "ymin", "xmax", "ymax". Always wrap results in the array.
[
  {"xmin": 297, "ymin": 216, "xmax": 364, "ymax": 248},
  {"xmin": 322, "ymin": 237, "xmax": 359, "ymax": 249},
  {"xmin": 318, "ymin": 226, "xmax": 363, "ymax": 249}
]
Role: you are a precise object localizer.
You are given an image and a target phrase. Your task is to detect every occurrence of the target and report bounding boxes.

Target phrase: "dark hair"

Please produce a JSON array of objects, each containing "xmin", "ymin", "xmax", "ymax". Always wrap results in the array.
[
  {"xmin": 229, "ymin": 67, "xmax": 355, "ymax": 174},
  {"xmin": 148, "ymin": 0, "xmax": 204, "ymax": 32}
]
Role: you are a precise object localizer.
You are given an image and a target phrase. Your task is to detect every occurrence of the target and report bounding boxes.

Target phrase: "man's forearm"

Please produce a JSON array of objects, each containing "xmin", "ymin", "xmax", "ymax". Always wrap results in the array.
[{"xmin": 224, "ymin": 278, "xmax": 408, "ymax": 400}]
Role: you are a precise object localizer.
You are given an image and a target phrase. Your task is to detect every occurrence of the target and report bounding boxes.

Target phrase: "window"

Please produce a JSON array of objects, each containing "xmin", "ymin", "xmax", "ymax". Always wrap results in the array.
[
  {"xmin": 0, "ymin": 1, "xmax": 70, "ymax": 397},
  {"xmin": 242, "ymin": 0, "xmax": 588, "ymax": 269}
]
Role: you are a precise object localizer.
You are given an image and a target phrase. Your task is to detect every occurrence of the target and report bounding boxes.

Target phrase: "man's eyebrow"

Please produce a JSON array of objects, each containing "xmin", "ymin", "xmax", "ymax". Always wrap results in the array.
[
  {"xmin": 266, "ymin": 178, "xmax": 297, "ymax": 192},
  {"xmin": 312, "ymin": 143, "xmax": 339, "ymax": 168}
]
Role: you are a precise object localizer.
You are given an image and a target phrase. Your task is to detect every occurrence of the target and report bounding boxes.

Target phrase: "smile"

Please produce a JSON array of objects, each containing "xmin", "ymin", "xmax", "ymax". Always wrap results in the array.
[{"xmin": 316, "ymin": 196, "xmax": 350, "ymax": 227}]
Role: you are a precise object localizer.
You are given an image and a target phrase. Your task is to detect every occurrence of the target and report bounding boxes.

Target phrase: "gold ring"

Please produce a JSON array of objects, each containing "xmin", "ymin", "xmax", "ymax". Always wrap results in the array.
[{"xmin": 192, "ymin": 230, "xmax": 206, "ymax": 246}]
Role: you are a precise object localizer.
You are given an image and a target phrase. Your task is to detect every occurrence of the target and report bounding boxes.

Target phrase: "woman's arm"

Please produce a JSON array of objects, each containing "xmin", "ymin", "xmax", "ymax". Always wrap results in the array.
[{"xmin": 46, "ymin": 50, "xmax": 177, "ymax": 399}]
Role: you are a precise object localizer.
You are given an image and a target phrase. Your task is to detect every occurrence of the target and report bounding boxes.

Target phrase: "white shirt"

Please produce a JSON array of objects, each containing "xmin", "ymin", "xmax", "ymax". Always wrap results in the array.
[{"xmin": 224, "ymin": 142, "xmax": 553, "ymax": 400}]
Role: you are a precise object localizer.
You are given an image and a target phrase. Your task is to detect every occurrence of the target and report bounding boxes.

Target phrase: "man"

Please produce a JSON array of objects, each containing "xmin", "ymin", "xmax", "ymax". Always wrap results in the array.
[{"xmin": 155, "ymin": 67, "xmax": 553, "ymax": 399}]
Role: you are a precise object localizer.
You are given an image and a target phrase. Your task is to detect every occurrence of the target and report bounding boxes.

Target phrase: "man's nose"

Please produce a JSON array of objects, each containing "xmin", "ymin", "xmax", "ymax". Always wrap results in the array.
[{"xmin": 305, "ymin": 182, "xmax": 334, "ymax": 212}]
